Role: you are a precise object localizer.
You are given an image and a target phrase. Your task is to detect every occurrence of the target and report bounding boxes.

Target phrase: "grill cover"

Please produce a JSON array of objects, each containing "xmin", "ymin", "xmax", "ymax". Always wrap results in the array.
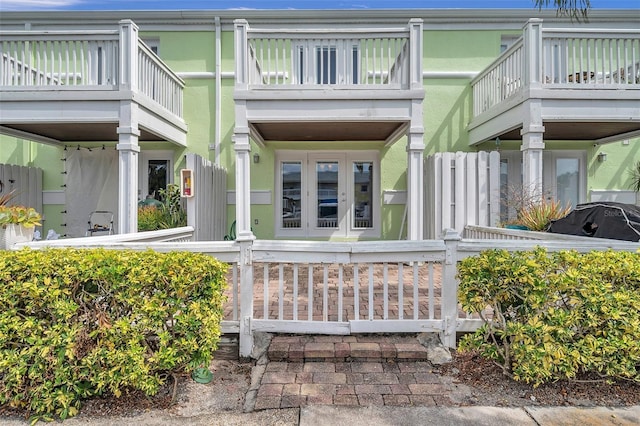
[{"xmin": 547, "ymin": 202, "xmax": 640, "ymax": 242}]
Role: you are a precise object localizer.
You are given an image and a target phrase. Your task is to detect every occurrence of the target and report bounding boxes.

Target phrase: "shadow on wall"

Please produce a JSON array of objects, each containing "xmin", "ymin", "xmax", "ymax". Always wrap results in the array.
[
  {"xmin": 589, "ymin": 140, "xmax": 640, "ymax": 190},
  {"xmin": 424, "ymin": 81, "xmax": 472, "ymax": 154}
]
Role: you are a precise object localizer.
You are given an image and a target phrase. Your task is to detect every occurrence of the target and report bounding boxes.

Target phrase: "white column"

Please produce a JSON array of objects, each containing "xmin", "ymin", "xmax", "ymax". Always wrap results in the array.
[
  {"xmin": 234, "ymin": 19, "xmax": 249, "ymax": 90},
  {"xmin": 117, "ymin": 115, "xmax": 140, "ymax": 234},
  {"xmin": 407, "ymin": 136, "xmax": 425, "ymax": 240},
  {"xmin": 118, "ymin": 20, "xmax": 138, "ymax": 91},
  {"xmin": 522, "ymin": 18, "xmax": 543, "ymax": 87},
  {"xmin": 233, "ymin": 129, "xmax": 254, "ymax": 241},
  {"xmin": 521, "ymin": 99, "xmax": 545, "ymax": 203},
  {"xmin": 116, "ymin": 20, "xmax": 140, "ymax": 234},
  {"xmin": 408, "ymin": 18, "xmax": 424, "ymax": 90}
]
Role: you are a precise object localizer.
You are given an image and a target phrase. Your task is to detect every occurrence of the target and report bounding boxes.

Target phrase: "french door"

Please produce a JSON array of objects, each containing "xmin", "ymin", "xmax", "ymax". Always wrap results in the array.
[{"xmin": 276, "ymin": 151, "xmax": 379, "ymax": 238}]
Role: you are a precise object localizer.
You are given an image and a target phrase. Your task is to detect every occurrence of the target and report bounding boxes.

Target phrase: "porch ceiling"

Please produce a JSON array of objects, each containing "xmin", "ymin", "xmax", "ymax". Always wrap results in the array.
[
  {"xmin": 497, "ymin": 121, "xmax": 640, "ymax": 142},
  {"xmin": 2, "ymin": 123, "xmax": 164, "ymax": 143},
  {"xmin": 251, "ymin": 121, "xmax": 406, "ymax": 142}
]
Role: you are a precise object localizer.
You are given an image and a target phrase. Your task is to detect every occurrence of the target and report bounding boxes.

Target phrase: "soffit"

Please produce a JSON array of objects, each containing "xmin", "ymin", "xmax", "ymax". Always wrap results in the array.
[
  {"xmin": 251, "ymin": 121, "xmax": 405, "ymax": 143},
  {"xmin": 498, "ymin": 121, "xmax": 640, "ymax": 141},
  {"xmin": 2, "ymin": 123, "xmax": 163, "ymax": 143}
]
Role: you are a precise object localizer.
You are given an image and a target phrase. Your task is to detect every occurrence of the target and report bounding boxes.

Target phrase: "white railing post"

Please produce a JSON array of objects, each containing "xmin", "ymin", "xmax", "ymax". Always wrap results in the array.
[
  {"xmin": 523, "ymin": 18, "xmax": 543, "ymax": 87},
  {"xmin": 118, "ymin": 19, "xmax": 138, "ymax": 92},
  {"xmin": 441, "ymin": 229, "xmax": 461, "ymax": 348},
  {"xmin": 238, "ymin": 239, "xmax": 254, "ymax": 358},
  {"xmin": 408, "ymin": 18, "xmax": 423, "ymax": 90},
  {"xmin": 234, "ymin": 19, "xmax": 249, "ymax": 90}
]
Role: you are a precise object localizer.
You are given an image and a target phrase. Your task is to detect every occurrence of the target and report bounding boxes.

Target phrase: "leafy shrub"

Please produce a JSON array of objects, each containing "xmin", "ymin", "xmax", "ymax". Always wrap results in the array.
[
  {"xmin": 138, "ymin": 184, "xmax": 186, "ymax": 231},
  {"xmin": 516, "ymin": 198, "xmax": 572, "ymax": 231},
  {"xmin": 138, "ymin": 205, "xmax": 166, "ymax": 231},
  {"xmin": 458, "ymin": 248, "xmax": 640, "ymax": 386},
  {"xmin": 0, "ymin": 248, "xmax": 227, "ymax": 422}
]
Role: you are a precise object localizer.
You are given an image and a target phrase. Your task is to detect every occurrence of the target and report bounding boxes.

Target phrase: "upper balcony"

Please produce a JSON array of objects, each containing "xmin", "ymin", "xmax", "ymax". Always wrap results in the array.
[
  {"xmin": 234, "ymin": 19, "xmax": 425, "ymax": 145},
  {"xmin": 0, "ymin": 20, "xmax": 187, "ymax": 146},
  {"xmin": 468, "ymin": 19, "xmax": 640, "ymax": 145}
]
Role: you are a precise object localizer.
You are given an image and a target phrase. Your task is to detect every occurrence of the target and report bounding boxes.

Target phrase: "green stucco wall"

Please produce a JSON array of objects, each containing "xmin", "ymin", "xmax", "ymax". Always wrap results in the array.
[{"xmin": 2, "ymin": 18, "xmax": 638, "ymax": 242}]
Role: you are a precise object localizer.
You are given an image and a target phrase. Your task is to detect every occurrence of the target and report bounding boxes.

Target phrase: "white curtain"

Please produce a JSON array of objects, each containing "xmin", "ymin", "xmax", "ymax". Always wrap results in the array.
[{"xmin": 66, "ymin": 149, "xmax": 119, "ymax": 237}]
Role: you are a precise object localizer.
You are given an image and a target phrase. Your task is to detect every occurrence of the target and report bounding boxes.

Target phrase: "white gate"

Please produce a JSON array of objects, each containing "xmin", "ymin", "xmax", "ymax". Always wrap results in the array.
[
  {"xmin": 185, "ymin": 153, "xmax": 227, "ymax": 241},
  {"xmin": 425, "ymin": 151, "xmax": 500, "ymax": 239}
]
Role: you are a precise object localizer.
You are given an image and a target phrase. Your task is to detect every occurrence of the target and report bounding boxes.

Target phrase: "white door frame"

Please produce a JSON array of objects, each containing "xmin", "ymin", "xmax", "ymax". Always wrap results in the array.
[
  {"xmin": 139, "ymin": 150, "xmax": 174, "ymax": 201},
  {"xmin": 275, "ymin": 150, "xmax": 380, "ymax": 239}
]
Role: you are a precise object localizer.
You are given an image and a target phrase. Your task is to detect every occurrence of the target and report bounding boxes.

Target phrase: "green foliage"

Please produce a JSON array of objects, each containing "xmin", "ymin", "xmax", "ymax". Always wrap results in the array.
[
  {"xmin": 516, "ymin": 198, "xmax": 572, "ymax": 231},
  {"xmin": 0, "ymin": 189, "xmax": 18, "ymax": 207},
  {"xmin": 137, "ymin": 184, "xmax": 187, "ymax": 231},
  {"xmin": 0, "ymin": 248, "xmax": 227, "ymax": 422},
  {"xmin": 535, "ymin": 0, "xmax": 591, "ymax": 21},
  {"xmin": 137, "ymin": 205, "xmax": 167, "ymax": 232},
  {"xmin": 629, "ymin": 160, "xmax": 640, "ymax": 193},
  {"xmin": 458, "ymin": 248, "xmax": 640, "ymax": 386},
  {"xmin": 0, "ymin": 205, "xmax": 42, "ymax": 228}
]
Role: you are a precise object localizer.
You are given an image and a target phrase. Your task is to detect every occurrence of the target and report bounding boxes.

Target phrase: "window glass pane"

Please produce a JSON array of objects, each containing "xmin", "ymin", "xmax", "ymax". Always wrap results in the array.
[
  {"xmin": 317, "ymin": 162, "xmax": 338, "ymax": 228},
  {"xmin": 148, "ymin": 160, "xmax": 168, "ymax": 200},
  {"xmin": 352, "ymin": 46, "xmax": 359, "ymax": 84},
  {"xmin": 556, "ymin": 158, "xmax": 579, "ymax": 208},
  {"xmin": 353, "ymin": 162, "xmax": 373, "ymax": 228},
  {"xmin": 316, "ymin": 47, "xmax": 337, "ymax": 84},
  {"xmin": 282, "ymin": 162, "xmax": 302, "ymax": 228}
]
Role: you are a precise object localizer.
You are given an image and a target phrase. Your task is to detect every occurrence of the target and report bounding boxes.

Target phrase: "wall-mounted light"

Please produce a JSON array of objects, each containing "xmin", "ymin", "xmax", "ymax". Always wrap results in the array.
[
  {"xmin": 597, "ymin": 152, "xmax": 607, "ymax": 162},
  {"xmin": 495, "ymin": 136, "xmax": 501, "ymax": 152},
  {"xmin": 253, "ymin": 153, "xmax": 260, "ymax": 164}
]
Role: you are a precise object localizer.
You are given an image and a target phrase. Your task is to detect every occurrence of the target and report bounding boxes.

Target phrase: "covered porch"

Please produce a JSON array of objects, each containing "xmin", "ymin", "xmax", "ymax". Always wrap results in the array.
[
  {"xmin": 0, "ymin": 20, "xmax": 187, "ymax": 234},
  {"xmin": 468, "ymin": 19, "xmax": 640, "ymax": 198},
  {"xmin": 232, "ymin": 18, "xmax": 426, "ymax": 241}
]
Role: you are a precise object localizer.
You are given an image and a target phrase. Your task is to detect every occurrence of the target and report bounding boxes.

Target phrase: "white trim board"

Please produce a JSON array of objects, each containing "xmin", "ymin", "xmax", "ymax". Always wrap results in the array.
[{"xmin": 227, "ymin": 190, "xmax": 272, "ymax": 205}]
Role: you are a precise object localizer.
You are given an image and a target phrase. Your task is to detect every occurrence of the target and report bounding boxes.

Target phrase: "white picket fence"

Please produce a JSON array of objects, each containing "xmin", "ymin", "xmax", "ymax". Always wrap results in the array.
[
  {"xmin": 0, "ymin": 163, "xmax": 43, "ymax": 216},
  {"xmin": 424, "ymin": 151, "xmax": 501, "ymax": 239},
  {"xmin": 185, "ymin": 154, "xmax": 227, "ymax": 241},
  {"xmin": 18, "ymin": 226, "xmax": 639, "ymax": 358}
]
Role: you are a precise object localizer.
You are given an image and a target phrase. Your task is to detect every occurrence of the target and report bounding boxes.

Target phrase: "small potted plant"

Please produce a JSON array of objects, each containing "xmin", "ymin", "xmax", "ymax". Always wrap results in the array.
[{"xmin": 0, "ymin": 205, "xmax": 42, "ymax": 249}]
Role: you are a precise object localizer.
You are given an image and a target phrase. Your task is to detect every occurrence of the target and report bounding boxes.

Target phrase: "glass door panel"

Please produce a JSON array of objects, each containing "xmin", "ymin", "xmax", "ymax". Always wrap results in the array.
[
  {"xmin": 556, "ymin": 158, "xmax": 579, "ymax": 208},
  {"xmin": 316, "ymin": 161, "xmax": 340, "ymax": 228},
  {"xmin": 352, "ymin": 161, "xmax": 373, "ymax": 228},
  {"xmin": 281, "ymin": 161, "xmax": 302, "ymax": 228},
  {"xmin": 147, "ymin": 159, "xmax": 168, "ymax": 200}
]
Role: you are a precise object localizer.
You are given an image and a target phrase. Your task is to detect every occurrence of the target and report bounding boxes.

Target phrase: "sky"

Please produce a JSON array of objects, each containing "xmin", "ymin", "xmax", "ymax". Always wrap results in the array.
[{"xmin": 0, "ymin": 0, "xmax": 638, "ymax": 11}]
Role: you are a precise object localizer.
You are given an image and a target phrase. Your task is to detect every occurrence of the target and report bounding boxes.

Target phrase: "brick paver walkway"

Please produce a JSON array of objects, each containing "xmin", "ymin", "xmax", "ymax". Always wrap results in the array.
[{"xmin": 253, "ymin": 335, "xmax": 467, "ymax": 410}]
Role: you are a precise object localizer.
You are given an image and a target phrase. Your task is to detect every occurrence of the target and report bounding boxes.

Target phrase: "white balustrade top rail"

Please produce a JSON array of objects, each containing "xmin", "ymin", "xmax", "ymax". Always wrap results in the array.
[
  {"xmin": 17, "ymin": 226, "xmax": 195, "ymax": 249},
  {"xmin": 472, "ymin": 24, "xmax": 640, "ymax": 117},
  {"xmin": 463, "ymin": 224, "xmax": 636, "ymax": 242},
  {"xmin": 0, "ymin": 22, "xmax": 184, "ymax": 118},
  {"xmin": 237, "ymin": 21, "xmax": 420, "ymax": 90}
]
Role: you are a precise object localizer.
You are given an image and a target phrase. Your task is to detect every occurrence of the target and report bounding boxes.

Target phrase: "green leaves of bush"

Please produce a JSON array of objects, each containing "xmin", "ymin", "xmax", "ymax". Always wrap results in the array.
[
  {"xmin": 458, "ymin": 248, "xmax": 640, "ymax": 386},
  {"xmin": 0, "ymin": 248, "xmax": 227, "ymax": 422}
]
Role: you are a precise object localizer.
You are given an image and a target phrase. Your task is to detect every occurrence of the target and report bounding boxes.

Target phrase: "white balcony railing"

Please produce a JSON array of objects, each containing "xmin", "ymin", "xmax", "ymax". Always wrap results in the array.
[
  {"xmin": 0, "ymin": 31, "xmax": 119, "ymax": 86},
  {"xmin": 0, "ymin": 20, "xmax": 184, "ymax": 118},
  {"xmin": 472, "ymin": 39, "xmax": 525, "ymax": 117},
  {"xmin": 472, "ymin": 20, "xmax": 640, "ymax": 117},
  {"xmin": 235, "ymin": 19, "xmax": 423, "ymax": 90}
]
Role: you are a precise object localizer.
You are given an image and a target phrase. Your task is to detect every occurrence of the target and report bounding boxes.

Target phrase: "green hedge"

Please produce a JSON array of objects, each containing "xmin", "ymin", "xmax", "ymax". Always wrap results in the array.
[
  {"xmin": 0, "ymin": 248, "xmax": 227, "ymax": 421},
  {"xmin": 458, "ymin": 248, "xmax": 640, "ymax": 386}
]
